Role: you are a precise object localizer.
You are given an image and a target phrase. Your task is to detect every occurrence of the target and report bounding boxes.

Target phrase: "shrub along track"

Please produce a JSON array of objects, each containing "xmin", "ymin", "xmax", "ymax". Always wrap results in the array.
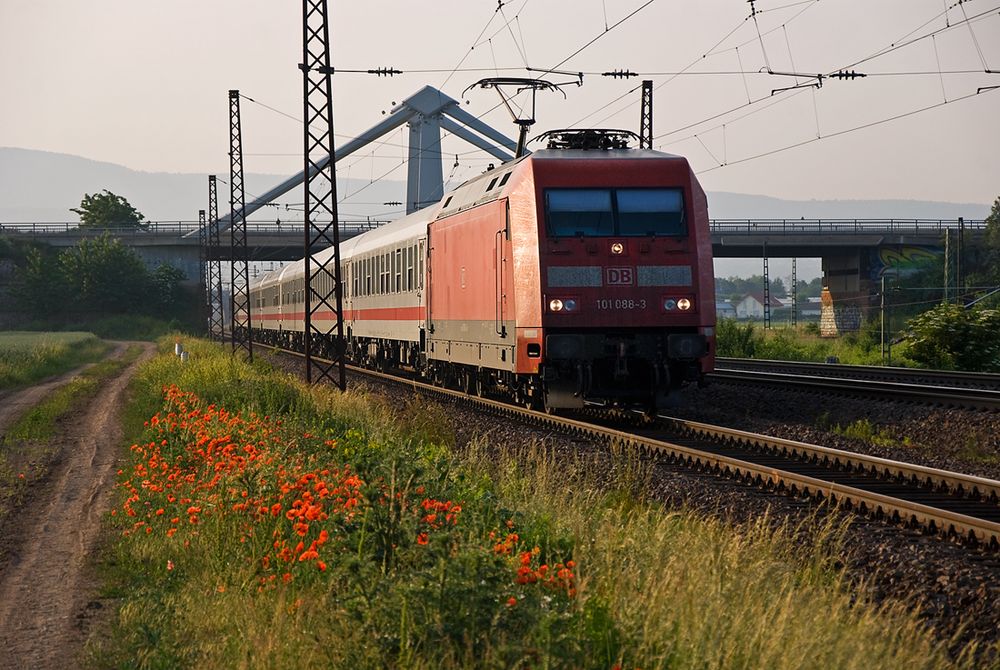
[{"xmin": 0, "ymin": 342, "xmax": 154, "ymax": 670}]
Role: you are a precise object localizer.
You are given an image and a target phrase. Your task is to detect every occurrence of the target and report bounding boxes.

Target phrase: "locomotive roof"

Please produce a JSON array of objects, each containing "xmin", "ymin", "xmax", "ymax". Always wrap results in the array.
[
  {"xmin": 251, "ymin": 147, "xmax": 688, "ymax": 290},
  {"xmin": 435, "ymin": 147, "xmax": 685, "ymax": 220}
]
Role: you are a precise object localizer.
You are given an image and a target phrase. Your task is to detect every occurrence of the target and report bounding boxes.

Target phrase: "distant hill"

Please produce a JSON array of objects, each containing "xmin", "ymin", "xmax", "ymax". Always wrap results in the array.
[
  {"xmin": 1, "ymin": 147, "xmax": 989, "ymax": 223},
  {"xmin": 707, "ymin": 191, "xmax": 989, "ymax": 221}
]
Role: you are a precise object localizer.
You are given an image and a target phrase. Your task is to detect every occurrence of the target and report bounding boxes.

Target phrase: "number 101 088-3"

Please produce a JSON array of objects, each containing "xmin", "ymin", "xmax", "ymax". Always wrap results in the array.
[{"xmin": 596, "ymin": 299, "xmax": 646, "ymax": 310}]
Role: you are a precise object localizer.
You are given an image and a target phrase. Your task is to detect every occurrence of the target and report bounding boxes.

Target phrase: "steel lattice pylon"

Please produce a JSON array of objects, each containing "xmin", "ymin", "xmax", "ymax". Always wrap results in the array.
[
  {"xmin": 640, "ymin": 80, "xmax": 653, "ymax": 150},
  {"xmin": 207, "ymin": 175, "xmax": 225, "ymax": 342},
  {"xmin": 228, "ymin": 90, "xmax": 253, "ymax": 361},
  {"xmin": 300, "ymin": 0, "xmax": 346, "ymax": 389},
  {"xmin": 197, "ymin": 209, "xmax": 209, "ymax": 334}
]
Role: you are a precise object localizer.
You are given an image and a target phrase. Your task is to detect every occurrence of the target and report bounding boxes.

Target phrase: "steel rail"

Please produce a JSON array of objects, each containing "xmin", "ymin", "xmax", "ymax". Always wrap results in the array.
[
  {"xmin": 709, "ymin": 368, "xmax": 1000, "ymax": 411},
  {"xmin": 262, "ymin": 345, "xmax": 1000, "ymax": 548},
  {"xmin": 717, "ymin": 357, "xmax": 1000, "ymax": 390}
]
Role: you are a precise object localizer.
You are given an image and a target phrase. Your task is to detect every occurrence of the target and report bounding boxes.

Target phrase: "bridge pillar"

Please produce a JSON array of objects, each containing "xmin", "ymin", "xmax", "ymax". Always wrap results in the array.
[
  {"xmin": 406, "ymin": 113, "xmax": 445, "ymax": 214},
  {"xmin": 820, "ymin": 250, "xmax": 875, "ymax": 336}
]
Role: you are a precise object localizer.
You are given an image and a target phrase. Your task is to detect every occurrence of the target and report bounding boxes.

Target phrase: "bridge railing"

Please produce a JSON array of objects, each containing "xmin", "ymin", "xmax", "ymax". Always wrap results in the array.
[
  {"xmin": 710, "ymin": 219, "xmax": 986, "ymax": 234},
  {"xmin": 1, "ymin": 218, "xmax": 987, "ymax": 238},
  {"xmin": 0, "ymin": 219, "xmax": 391, "ymax": 239}
]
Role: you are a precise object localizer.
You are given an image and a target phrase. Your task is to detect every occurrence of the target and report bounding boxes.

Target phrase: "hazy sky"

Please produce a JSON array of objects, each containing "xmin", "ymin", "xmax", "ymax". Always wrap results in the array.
[{"xmin": 2, "ymin": 0, "xmax": 998, "ymax": 210}]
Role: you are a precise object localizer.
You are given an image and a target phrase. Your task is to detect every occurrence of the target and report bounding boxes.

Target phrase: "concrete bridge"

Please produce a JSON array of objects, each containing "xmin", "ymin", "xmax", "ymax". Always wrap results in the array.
[
  {"xmin": 0, "ymin": 219, "xmax": 388, "ymax": 280},
  {"xmin": 2, "ymin": 216, "xmax": 984, "ymax": 270},
  {"xmin": 1, "ymin": 217, "xmax": 986, "ymax": 333}
]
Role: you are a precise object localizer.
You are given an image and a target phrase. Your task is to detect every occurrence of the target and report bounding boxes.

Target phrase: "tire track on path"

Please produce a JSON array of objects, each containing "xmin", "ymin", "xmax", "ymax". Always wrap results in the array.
[{"xmin": 0, "ymin": 342, "xmax": 155, "ymax": 670}]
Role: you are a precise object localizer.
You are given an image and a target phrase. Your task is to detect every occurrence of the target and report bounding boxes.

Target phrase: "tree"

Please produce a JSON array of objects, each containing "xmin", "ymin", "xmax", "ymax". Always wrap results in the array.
[
  {"xmin": 57, "ymin": 235, "xmax": 151, "ymax": 312},
  {"xmin": 13, "ymin": 234, "xmax": 184, "ymax": 318},
  {"xmin": 904, "ymin": 302, "xmax": 1000, "ymax": 371},
  {"xmin": 70, "ymin": 189, "xmax": 147, "ymax": 229}
]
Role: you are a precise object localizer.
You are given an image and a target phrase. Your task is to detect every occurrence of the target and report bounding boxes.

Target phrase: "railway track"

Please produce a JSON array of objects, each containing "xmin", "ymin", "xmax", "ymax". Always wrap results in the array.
[
  {"xmin": 717, "ymin": 357, "xmax": 1000, "ymax": 389},
  {"xmin": 712, "ymin": 358, "xmax": 1000, "ymax": 411},
  {"xmin": 268, "ymin": 346, "xmax": 1000, "ymax": 549}
]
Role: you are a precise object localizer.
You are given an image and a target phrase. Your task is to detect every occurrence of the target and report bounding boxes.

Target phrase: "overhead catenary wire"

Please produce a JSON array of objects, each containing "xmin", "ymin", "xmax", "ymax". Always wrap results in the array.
[
  {"xmin": 648, "ymin": 4, "xmax": 999, "ymax": 159},
  {"xmin": 694, "ymin": 87, "xmax": 999, "ymax": 173},
  {"xmin": 236, "ymin": 0, "xmax": 997, "ymax": 220}
]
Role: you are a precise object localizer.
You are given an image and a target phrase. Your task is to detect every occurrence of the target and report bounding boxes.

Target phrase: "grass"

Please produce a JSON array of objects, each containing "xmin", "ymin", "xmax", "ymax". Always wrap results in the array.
[
  {"xmin": 18, "ymin": 315, "xmax": 190, "ymax": 342},
  {"xmin": 0, "ymin": 331, "xmax": 110, "ymax": 390},
  {"xmin": 90, "ymin": 336, "xmax": 986, "ymax": 669},
  {"xmin": 716, "ymin": 319, "xmax": 918, "ymax": 367},
  {"xmin": 4, "ymin": 345, "xmax": 143, "ymax": 443},
  {"xmin": 815, "ymin": 413, "xmax": 910, "ymax": 449},
  {"xmin": 0, "ymin": 344, "xmax": 142, "ymax": 527}
]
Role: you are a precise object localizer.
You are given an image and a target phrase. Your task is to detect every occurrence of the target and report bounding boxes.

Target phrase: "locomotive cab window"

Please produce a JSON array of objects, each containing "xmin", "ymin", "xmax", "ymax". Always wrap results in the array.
[
  {"xmin": 545, "ymin": 189, "xmax": 614, "ymax": 237},
  {"xmin": 616, "ymin": 188, "xmax": 685, "ymax": 236},
  {"xmin": 545, "ymin": 187, "xmax": 686, "ymax": 237}
]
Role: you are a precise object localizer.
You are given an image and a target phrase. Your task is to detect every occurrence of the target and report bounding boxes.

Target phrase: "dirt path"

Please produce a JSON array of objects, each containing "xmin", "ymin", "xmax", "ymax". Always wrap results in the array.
[{"xmin": 0, "ymin": 342, "xmax": 155, "ymax": 670}]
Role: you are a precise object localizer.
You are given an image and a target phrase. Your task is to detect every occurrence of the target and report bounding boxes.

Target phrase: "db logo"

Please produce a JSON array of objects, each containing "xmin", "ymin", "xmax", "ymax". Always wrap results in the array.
[{"xmin": 605, "ymin": 267, "xmax": 634, "ymax": 285}]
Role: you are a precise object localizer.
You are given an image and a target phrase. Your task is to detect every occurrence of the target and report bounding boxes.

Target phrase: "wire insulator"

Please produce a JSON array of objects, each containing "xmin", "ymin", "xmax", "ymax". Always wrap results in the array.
[
  {"xmin": 830, "ymin": 70, "xmax": 867, "ymax": 80},
  {"xmin": 602, "ymin": 69, "xmax": 638, "ymax": 79}
]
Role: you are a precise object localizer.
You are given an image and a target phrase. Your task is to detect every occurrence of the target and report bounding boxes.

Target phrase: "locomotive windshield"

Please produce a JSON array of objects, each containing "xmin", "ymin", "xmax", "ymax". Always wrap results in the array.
[{"xmin": 545, "ymin": 187, "xmax": 686, "ymax": 237}]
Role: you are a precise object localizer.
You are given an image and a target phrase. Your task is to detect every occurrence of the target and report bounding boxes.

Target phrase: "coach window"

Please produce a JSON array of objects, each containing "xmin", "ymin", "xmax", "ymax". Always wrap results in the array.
[
  {"xmin": 545, "ymin": 189, "xmax": 614, "ymax": 237},
  {"xmin": 418, "ymin": 240, "xmax": 425, "ymax": 289},
  {"xmin": 390, "ymin": 249, "xmax": 396, "ymax": 293},
  {"xmin": 380, "ymin": 253, "xmax": 387, "ymax": 294},
  {"xmin": 405, "ymin": 245, "xmax": 413, "ymax": 291},
  {"xmin": 395, "ymin": 248, "xmax": 402, "ymax": 292},
  {"xmin": 378, "ymin": 253, "xmax": 384, "ymax": 294}
]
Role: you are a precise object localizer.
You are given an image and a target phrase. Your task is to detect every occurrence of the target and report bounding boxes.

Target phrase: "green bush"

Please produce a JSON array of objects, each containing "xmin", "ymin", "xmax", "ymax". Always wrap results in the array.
[
  {"xmin": 715, "ymin": 318, "xmax": 760, "ymax": 357},
  {"xmin": 905, "ymin": 303, "xmax": 1000, "ymax": 371}
]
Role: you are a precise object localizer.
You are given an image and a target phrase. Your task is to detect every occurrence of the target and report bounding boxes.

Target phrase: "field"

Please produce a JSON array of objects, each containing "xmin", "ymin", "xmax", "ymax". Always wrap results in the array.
[
  {"xmin": 0, "ymin": 331, "xmax": 110, "ymax": 390},
  {"xmin": 92, "ymin": 337, "xmax": 980, "ymax": 668}
]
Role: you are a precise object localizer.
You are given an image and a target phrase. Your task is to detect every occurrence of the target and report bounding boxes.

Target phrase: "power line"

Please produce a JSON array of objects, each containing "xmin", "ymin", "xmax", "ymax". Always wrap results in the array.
[{"xmin": 696, "ymin": 87, "xmax": 998, "ymax": 173}]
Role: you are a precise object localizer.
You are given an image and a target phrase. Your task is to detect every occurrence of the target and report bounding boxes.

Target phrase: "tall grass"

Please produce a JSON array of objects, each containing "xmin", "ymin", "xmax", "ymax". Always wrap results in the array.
[
  {"xmin": 0, "ymin": 331, "xmax": 110, "ymax": 390},
  {"xmin": 715, "ymin": 318, "xmax": 915, "ymax": 366},
  {"xmin": 93, "ymin": 337, "xmax": 981, "ymax": 669}
]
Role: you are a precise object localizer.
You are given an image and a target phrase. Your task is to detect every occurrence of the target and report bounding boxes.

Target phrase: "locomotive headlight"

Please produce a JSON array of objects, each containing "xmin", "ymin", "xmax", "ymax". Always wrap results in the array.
[
  {"xmin": 677, "ymin": 298, "xmax": 692, "ymax": 311},
  {"xmin": 663, "ymin": 299, "xmax": 677, "ymax": 311},
  {"xmin": 549, "ymin": 298, "xmax": 578, "ymax": 313},
  {"xmin": 610, "ymin": 242, "xmax": 624, "ymax": 255}
]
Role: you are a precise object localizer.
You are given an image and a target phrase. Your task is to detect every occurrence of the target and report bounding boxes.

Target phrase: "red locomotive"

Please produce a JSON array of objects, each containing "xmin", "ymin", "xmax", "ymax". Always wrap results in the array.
[{"xmin": 251, "ymin": 129, "xmax": 715, "ymax": 411}]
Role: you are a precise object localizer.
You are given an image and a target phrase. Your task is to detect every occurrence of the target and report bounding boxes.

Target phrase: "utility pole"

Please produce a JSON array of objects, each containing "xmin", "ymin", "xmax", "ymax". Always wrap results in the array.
[
  {"xmin": 639, "ymin": 80, "xmax": 653, "ymax": 150},
  {"xmin": 957, "ymin": 217, "xmax": 965, "ymax": 303},
  {"xmin": 791, "ymin": 257, "xmax": 798, "ymax": 328},
  {"xmin": 943, "ymin": 229, "xmax": 950, "ymax": 303},
  {"xmin": 229, "ymin": 90, "xmax": 253, "ymax": 361},
  {"xmin": 301, "ymin": 0, "xmax": 346, "ymax": 389},
  {"xmin": 198, "ymin": 209, "xmax": 209, "ymax": 335},
  {"xmin": 207, "ymin": 175, "xmax": 225, "ymax": 343},
  {"xmin": 880, "ymin": 274, "xmax": 886, "ymax": 363},
  {"xmin": 762, "ymin": 241, "xmax": 771, "ymax": 329}
]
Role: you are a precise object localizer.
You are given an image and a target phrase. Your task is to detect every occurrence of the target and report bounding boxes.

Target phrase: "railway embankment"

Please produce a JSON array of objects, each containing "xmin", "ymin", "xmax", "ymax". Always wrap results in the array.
[{"xmin": 85, "ymin": 336, "xmax": 995, "ymax": 667}]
